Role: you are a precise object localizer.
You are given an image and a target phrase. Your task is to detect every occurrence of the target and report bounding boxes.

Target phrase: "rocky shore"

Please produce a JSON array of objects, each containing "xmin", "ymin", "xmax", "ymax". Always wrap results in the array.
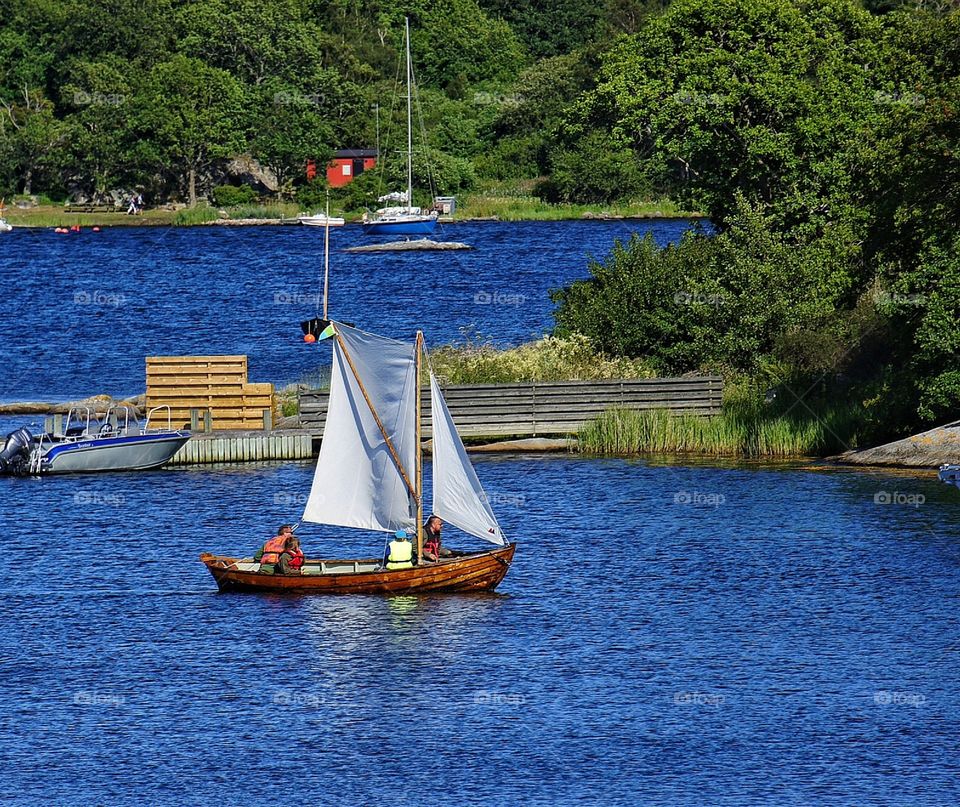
[{"xmin": 833, "ymin": 421, "xmax": 960, "ymax": 469}]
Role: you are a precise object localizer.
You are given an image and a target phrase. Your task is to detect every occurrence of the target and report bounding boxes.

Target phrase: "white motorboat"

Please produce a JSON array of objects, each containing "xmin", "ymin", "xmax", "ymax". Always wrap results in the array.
[
  {"xmin": 0, "ymin": 404, "xmax": 190, "ymax": 475},
  {"xmin": 298, "ymin": 213, "xmax": 345, "ymax": 227},
  {"xmin": 0, "ymin": 219, "xmax": 12, "ymax": 233}
]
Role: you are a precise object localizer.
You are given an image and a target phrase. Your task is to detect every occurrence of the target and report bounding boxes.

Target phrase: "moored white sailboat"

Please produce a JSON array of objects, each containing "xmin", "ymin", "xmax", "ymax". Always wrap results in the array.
[
  {"xmin": 200, "ymin": 321, "xmax": 515, "ymax": 593},
  {"xmin": 362, "ymin": 18, "xmax": 439, "ymax": 237}
]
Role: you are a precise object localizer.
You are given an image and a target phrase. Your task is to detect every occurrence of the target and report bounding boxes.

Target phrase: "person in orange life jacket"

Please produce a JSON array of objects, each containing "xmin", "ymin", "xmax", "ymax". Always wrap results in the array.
[
  {"xmin": 276, "ymin": 535, "xmax": 304, "ymax": 575},
  {"xmin": 255, "ymin": 525, "xmax": 292, "ymax": 564},
  {"xmin": 421, "ymin": 515, "xmax": 454, "ymax": 562}
]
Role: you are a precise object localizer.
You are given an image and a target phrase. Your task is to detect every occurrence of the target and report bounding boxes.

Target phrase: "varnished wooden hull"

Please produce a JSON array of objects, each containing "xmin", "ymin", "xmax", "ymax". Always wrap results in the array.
[{"xmin": 199, "ymin": 543, "xmax": 516, "ymax": 594}]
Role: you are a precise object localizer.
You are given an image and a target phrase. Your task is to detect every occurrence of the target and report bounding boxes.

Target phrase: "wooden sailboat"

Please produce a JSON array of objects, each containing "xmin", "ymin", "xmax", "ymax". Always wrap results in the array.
[{"xmin": 200, "ymin": 321, "xmax": 516, "ymax": 593}]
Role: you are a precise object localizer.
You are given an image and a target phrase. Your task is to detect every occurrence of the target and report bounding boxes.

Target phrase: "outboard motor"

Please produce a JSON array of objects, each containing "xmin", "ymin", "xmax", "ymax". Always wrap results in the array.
[{"xmin": 0, "ymin": 428, "xmax": 34, "ymax": 474}]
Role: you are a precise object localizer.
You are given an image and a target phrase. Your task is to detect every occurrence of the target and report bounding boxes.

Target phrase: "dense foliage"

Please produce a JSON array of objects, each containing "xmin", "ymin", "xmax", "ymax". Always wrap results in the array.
[
  {"xmin": 0, "ymin": 0, "xmax": 645, "ymax": 205},
  {"xmin": 553, "ymin": 0, "xmax": 960, "ymax": 439},
  {"xmin": 2, "ymin": 0, "xmax": 956, "ymax": 437}
]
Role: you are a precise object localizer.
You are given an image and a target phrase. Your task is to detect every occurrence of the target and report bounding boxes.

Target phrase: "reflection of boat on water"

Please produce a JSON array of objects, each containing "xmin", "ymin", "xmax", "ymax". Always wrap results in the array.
[
  {"xmin": 201, "ymin": 320, "xmax": 516, "ymax": 594},
  {"xmin": 940, "ymin": 464, "xmax": 960, "ymax": 489},
  {"xmin": 361, "ymin": 18, "xmax": 440, "ymax": 238},
  {"xmin": 298, "ymin": 213, "xmax": 345, "ymax": 227},
  {"xmin": 0, "ymin": 405, "xmax": 190, "ymax": 475}
]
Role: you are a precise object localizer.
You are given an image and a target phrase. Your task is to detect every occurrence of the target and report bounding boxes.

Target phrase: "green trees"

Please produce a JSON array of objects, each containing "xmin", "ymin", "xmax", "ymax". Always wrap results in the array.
[
  {"xmin": 140, "ymin": 56, "xmax": 245, "ymax": 206},
  {"xmin": 552, "ymin": 0, "xmax": 960, "ymax": 437}
]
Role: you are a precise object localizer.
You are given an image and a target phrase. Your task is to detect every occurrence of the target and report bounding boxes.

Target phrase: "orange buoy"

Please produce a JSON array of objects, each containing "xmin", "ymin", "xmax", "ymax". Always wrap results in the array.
[{"xmin": 303, "ymin": 333, "xmax": 316, "ymax": 343}]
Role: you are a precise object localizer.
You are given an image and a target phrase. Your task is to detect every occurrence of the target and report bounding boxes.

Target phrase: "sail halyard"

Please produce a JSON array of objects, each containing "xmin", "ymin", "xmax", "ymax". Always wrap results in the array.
[{"xmin": 301, "ymin": 323, "xmax": 419, "ymax": 533}]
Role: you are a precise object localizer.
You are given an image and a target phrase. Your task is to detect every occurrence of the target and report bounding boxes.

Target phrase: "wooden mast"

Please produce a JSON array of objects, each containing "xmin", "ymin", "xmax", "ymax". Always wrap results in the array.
[
  {"xmin": 414, "ymin": 330, "xmax": 424, "ymax": 563},
  {"xmin": 322, "ymin": 190, "xmax": 330, "ymax": 319}
]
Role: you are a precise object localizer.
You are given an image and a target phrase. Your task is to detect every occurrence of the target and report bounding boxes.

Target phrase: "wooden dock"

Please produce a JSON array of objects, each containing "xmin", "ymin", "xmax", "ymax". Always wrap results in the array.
[
  {"xmin": 162, "ymin": 376, "xmax": 723, "ymax": 466},
  {"xmin": 167, "ymin": 430, "xmax": 314, "ymax": 465}
]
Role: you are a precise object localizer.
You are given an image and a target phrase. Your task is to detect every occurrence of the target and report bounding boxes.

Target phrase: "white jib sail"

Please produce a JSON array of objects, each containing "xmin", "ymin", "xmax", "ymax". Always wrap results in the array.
[
  {"xmin": 430, "ymin": 373, "xmax": 505, "ymax": 545},
  {"xmin": 302, "ymin": 324, "xmax": 418, "ymax": 533}
]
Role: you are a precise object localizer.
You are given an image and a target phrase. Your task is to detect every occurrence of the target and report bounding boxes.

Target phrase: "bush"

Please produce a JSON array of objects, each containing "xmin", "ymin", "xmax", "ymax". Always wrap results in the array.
[
  {"xmin": 212, "ymin": 184, "xmax": 257, "ymax": 206},
  {"xmin": 429, "ymin": 333, "xmax": 656, "ymax": 384}
]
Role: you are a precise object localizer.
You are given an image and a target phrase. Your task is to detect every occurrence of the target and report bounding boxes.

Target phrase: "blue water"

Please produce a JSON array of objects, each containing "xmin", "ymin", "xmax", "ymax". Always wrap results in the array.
[
  {"xmin": 0, "ymin": 219, "xmax": 695, "ymax": 402},
  {"xmin": 2, "ymin": 455, "xmax": 959, "ymax": 805}
]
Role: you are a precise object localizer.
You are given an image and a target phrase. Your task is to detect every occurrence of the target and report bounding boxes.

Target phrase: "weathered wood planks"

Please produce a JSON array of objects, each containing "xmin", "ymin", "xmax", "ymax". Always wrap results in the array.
[
  {"xmin": 145, "ymin": 355, "xmax": 276, "ymax": 430},
  {"xmin": 298, "ymin": 376, "xmax": 723, "ymax": 438}
]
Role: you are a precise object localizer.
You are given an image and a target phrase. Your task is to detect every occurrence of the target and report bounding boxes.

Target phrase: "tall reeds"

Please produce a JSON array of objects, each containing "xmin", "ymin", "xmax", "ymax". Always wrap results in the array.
[{"xmin": 577, "ymin": 398, "xmax": 863, "ymax": 458}]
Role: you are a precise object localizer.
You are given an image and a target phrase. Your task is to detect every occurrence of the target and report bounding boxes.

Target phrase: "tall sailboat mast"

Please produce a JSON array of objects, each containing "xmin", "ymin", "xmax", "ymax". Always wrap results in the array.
[
  {"xmin": 405, "ymin": 16, "xmax": 413, "ymax": 215},
  {"xmin": 414, "ymin": 329, "xmax": 424, "ymax": 562},
  {"xmin": 322, "ymin": 190, "xmax": 330, "ymax": 318}
]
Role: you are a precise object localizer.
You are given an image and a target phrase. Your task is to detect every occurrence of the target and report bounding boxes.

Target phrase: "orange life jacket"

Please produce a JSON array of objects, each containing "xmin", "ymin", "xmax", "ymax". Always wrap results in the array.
[{"xmin": 260, "ymin": 535, "xmax": 288, "ymax": 565}]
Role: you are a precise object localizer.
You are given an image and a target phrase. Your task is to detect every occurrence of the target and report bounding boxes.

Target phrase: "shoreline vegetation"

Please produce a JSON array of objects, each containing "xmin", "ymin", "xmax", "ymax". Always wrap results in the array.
[
  {"xmin": 1, "ymin": 337, "xmax": 879, "ymax": 462},
  {"xmin": 3, "ymin": 197, "xmax": 700, "ymax": 229}
]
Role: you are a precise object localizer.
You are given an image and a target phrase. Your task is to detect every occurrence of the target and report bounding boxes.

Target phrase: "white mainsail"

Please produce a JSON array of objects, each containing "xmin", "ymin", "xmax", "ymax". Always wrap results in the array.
[
  {"xmin": 302, "ymin": 323, "xmax": 418, "ymax": 533},
  {"xmin": 429, "ymin": 372, "xmax": 505, "ymax": 545}
]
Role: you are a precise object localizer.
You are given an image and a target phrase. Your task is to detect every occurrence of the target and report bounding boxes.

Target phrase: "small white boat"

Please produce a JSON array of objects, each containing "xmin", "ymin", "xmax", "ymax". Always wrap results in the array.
[
  {"xmin": 0, "ymin": 404, "xmax": 189, "ymax": 475},
  {"xmin": 298, "ymin": 213, "xmax": 345, "ymax": 227},
  {"xmin": 940, "ymin": 464, "xmax": 960, "ymax": 489},
  {"xmin": 0, "ymin": 218, "xmax": 12, "ymax": 233}
]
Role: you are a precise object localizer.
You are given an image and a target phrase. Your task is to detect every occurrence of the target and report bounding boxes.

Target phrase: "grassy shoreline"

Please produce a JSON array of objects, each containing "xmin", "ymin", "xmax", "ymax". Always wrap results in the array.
[{"xmin": 4, "ymin": 198, "xmax": 701, "ymax": 229}]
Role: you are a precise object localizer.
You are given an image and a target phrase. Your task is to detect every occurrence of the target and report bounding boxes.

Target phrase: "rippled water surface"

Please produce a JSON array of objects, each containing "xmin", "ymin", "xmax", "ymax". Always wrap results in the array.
[
  {"xmin": 2, "ymin": 455, "xmax": 959, "ymax": 805},
  {"xmin": 0, "ymin": 219, "xmax": 694, "ymax": 402}
]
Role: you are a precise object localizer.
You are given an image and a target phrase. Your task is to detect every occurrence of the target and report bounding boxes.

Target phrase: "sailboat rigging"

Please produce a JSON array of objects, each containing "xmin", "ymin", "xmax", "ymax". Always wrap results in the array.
[{"xmin": 362, "ymin": 17, "xmax": 439, "ymax": 237}]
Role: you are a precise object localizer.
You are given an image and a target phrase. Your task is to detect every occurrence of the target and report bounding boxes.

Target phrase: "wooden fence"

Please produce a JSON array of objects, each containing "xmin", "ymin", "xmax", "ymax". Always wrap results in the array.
[
  {"xmin": 145, "ymin": 355, "xmax": 275, "ymax": 431},
  {"xmin": 298, "ymin": 377, "xmax": 723, "ymax": 438}
]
